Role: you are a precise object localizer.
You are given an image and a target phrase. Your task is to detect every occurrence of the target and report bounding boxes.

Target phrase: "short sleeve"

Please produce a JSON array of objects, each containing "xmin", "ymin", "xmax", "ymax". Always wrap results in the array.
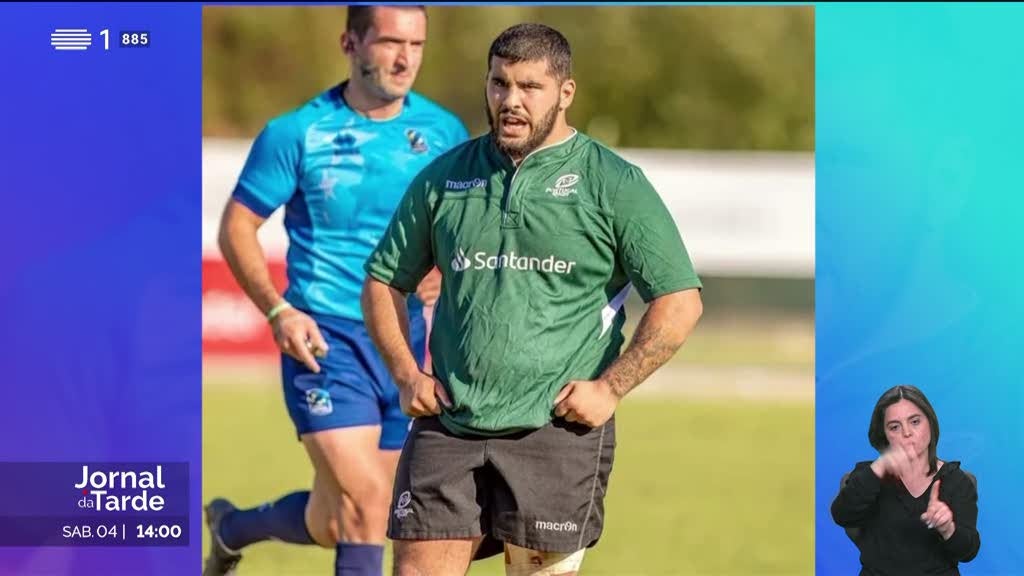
[
  {"xmin": 232, "ymin": 117, "xmax": 302, "ymax": 218},
  {"xmin": 364, "ymin": 172, "xmax": 436, "ymax": 293},
  {"xmin": 612, "ymin": 165, "xmax": 702, "ymax": 302}
]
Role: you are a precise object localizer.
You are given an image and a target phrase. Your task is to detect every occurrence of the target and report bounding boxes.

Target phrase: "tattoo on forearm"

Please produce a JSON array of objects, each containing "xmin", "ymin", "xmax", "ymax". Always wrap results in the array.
[{"xmin": 603, "ymin": 316, "xmax": 681, "ymax": 398}]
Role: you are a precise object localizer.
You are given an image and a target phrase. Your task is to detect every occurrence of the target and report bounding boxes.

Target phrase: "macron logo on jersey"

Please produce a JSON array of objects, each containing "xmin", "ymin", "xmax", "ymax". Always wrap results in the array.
[
  {"xmin": 451, "ymin": 248, "xmax": 577, "ymax": 275},
  {"xmin": 445, "ymin": 178, "xmax": 487, "ymax": 191}
]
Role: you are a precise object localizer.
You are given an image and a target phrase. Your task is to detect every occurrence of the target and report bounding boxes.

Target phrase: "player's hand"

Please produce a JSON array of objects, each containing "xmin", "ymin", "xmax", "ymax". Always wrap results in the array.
[
  {"xmin": 553, "ymin": 379, "xmax": 620, "ymax": 428},
  {"xmin": 415, "ymin": 268, "xmax": 442, "ymax": 307},
  {"xmin": 271, "ymin": 308, "xmax": 329, "ymax": 373},
  {"xmin": 399, "ymin": 371, "xmax": 452, "ymax": 418},
  {"xmin": 870, "ymin": 443, "xmax": 913, "ymax": 479},
  {"xmin": 921, "ymin": 479, "xmax": 956, "ymax": 540}
]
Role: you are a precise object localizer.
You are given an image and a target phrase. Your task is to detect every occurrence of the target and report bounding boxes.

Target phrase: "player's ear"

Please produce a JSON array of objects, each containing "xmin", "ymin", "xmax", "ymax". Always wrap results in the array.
[
  {"xmin": 340, "ymin": 32, "xmax": 355, "ymax": 56},
  {"xmin": 559, "ymin": 78, "xmax": 576, "ymax": 111}
]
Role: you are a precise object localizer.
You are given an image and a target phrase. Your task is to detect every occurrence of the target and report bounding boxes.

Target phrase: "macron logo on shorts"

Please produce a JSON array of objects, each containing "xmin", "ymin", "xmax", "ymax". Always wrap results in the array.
[{"xmin": 534, "ymin": 520, "xmax": 579, "ymax": 533}]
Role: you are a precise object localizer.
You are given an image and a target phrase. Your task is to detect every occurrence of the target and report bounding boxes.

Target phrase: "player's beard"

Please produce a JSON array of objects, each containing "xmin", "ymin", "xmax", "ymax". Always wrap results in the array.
[{"xmin": 487, "ymin": 98, "xmax": 559, "ymax": 162}]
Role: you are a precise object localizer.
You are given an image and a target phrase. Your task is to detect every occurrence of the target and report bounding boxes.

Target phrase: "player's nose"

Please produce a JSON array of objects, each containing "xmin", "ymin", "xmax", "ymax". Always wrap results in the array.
[
  {"xmin": 502, "ymin": 87, "xmax": 524, "ymax": 109},
  {"xmin": 395, "ymin": 43, "xmax": 410, "ymax": 65}
]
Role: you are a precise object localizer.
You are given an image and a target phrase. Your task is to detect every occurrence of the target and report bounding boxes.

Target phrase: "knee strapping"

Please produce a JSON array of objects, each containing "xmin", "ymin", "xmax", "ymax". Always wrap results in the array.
[{"xmin": 504, "ymin": 544, "xmax": 585, "ymax": 576}]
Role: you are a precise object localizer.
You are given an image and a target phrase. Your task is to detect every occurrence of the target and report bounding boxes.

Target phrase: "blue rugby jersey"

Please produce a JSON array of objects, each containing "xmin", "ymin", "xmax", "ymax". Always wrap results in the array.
[{"xmin": 232, "ymin": 82, "xmax": 468, "ymax": 320}]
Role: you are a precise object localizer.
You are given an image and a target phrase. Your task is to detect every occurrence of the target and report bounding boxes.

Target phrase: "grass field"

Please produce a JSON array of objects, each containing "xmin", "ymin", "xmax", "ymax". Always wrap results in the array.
[{"xmin": 203, "ymin": 382, "xmax": 813, "ymax": 575}]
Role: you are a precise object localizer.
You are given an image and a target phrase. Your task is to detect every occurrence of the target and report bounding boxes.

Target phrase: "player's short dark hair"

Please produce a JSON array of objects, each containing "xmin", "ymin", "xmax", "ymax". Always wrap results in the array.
[
  {"xmin": 346, "ymin": 5, "xmax": 426, "ymax": 39},
  {"xmin": 488, "ymin": 23, "xmax": 572, "ymax": 82},
  {"xmin": 868, "ymin": 385, "xmax": 941, "ymax": 475}
]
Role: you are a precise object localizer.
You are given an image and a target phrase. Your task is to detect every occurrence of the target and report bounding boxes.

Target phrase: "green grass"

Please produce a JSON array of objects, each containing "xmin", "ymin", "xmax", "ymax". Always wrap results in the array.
[
  {"xmin": 203, "ymin": 385, "xmax": 813, "ymax": 575},
  {"xmin": 621, "ymin": 312, "xmax": 814, "ymax": 369},
  {"xmin": 670, "ymin": 320, "xmax": 814, "ymax": 368}
]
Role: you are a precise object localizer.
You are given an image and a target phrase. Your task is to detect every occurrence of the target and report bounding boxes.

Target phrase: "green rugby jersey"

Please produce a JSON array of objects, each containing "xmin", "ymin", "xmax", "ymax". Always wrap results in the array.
[{"xmin": 366, "ymin": 130, "xmax": 701, "ymax": 436}]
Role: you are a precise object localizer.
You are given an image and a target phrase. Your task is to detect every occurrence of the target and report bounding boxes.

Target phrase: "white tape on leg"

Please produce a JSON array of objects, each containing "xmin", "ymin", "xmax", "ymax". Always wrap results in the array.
[{"xmin": 504, "ymin": 544, "xmax": 586, "ymax": 576}]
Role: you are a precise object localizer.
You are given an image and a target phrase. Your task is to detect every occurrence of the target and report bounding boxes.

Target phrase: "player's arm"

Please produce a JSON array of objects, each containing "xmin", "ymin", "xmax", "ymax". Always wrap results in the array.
[
  {"xmin": 220, "ymin": 118, "xmax": 327, "ymax": 372},
  {"xmin": 218, "ymin": 199, "xmax": 326, "ymax": 373},
  {"xmin": 362, "ymin": 279, "xmax": 417, "ymax": 381},
  {"xmin": 362, "ymin": 174, "xmax": 450, "ymax": 417},
  {"xmin": 362, "ymin": 277, "xmax": 448, "ymax": 412},
  {"xmin": 554, "ymin": 289, "xmax": 701, "ymax": 427},
  {"xmin": 218, "ymin": 199, "xmax": 281, "ymax": 316},
  {"xmin": 555, "ymin": 165, "xmax": 703, "ymax": 427},
  {"xmin": 599, "ymin": 288, "xmax": 701, "ymax": 398}
]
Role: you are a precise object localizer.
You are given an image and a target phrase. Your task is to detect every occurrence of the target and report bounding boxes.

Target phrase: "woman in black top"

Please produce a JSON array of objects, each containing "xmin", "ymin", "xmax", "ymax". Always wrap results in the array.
[{"xmin": 831, "ymin": 385, "xmax": 981, "ymax": 575}]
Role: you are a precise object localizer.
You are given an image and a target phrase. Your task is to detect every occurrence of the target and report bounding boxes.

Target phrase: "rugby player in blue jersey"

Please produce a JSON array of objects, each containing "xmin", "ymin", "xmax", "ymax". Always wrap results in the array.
[{"xmin": 203, "ymin": 6, "xmax": 468, "ymax": 575}]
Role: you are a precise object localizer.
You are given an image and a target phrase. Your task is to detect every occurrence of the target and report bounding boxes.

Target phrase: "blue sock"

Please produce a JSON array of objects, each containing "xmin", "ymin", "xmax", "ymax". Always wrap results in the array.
[
  {"xmin": 335, "ymin": 542, "xmax": 384, "ymax": 576},
  {"xmin": 218, "ymin": 491, "xmax": 315, "ymax": 550}
]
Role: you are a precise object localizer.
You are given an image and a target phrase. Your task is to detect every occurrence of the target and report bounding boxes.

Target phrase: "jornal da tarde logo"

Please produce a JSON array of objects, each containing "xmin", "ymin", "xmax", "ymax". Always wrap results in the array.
[{"xmin": 74, "ymin": 464, "xmax": 168, "ymax": 512}]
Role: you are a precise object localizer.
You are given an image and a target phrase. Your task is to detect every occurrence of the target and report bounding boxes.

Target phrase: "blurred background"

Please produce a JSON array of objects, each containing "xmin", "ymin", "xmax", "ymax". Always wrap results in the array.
[{"xmin": 203, "ymin": 5, "xmax": 814, "ymax": 575}]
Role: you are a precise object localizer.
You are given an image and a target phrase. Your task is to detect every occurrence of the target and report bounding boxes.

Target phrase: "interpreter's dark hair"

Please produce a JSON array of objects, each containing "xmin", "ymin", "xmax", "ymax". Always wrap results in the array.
[
  {"xmin": 346, "ymin": 5, "xmax": 426, "ymax": 39},
  {"xmin": 868, "ymin": 385, "xmax": 940, "ymax": 475},
  {"xmin": 488, "ymin": 23, "xmax": 572, "ymax": 81}
]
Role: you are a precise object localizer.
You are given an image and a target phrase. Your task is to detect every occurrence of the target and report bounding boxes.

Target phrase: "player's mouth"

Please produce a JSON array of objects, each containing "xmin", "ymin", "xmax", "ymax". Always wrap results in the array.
[{"xmin": 500, "ymin": 115, "xmax": 529, "ymax": 137}]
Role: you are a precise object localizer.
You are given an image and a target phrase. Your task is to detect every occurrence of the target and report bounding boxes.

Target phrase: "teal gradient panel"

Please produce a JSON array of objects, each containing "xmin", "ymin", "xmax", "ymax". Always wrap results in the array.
[{"xmin": 817, "ymin": 3, "xmax": 1024, "ymax": 574}]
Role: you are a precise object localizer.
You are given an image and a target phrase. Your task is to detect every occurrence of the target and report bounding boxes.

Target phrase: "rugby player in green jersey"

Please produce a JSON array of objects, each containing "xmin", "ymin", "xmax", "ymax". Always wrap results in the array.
[{"xmin": 362, "ymin": 22, "xmax": 703, "ymax": 575}]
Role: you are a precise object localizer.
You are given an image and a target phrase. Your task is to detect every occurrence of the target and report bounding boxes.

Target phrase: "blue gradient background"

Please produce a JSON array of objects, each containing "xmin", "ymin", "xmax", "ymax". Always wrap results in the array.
[
  {"xmin": 0, "ymin": 3, "xmax": 201, "ymax": 574},
  {"xmin": 816, "ymin": 4, "xmax": 1024, "ymax": 575}
]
